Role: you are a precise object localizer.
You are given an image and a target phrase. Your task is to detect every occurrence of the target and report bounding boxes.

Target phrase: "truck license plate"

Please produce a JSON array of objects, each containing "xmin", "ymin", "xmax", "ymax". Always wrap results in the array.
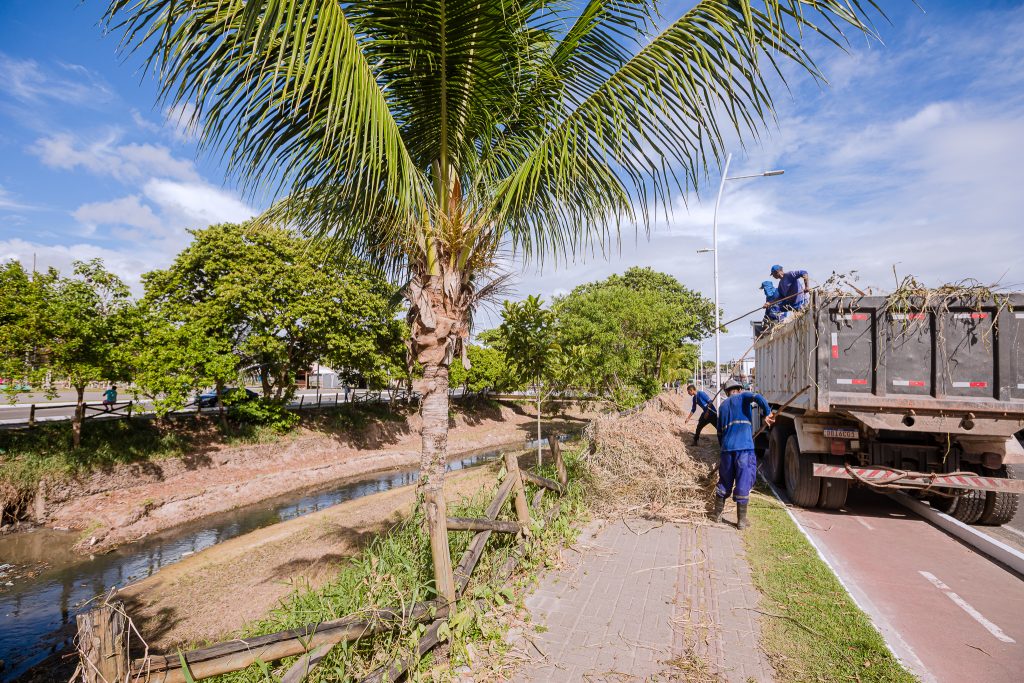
[{"xmin": 823, "ymin": 428, "xmax": 859, "ymax": 439}]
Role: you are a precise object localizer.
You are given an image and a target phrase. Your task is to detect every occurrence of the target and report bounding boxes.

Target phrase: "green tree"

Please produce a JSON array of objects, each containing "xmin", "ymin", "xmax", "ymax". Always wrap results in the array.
[
  {"xmin": 0, "ymin": 261, "xmax": 48, "ymax": 402},
  {"xmin": 448, "ymin": 344, "xmax": 516, "ymax": 395},
  {"xmin": 45, "ymin": 260, "xmax": 136, "ymax": 448},
  {"xmin": 552, "ymin": 270, "xmax": 714, "ymax": 407},
  {"xmin": 486, "ymin": 296, "xmax": 574, "ymax": 465},
  {"xmin": 105, "ymin": 0, "xmax": 885, "ymax": 600},
  {"xmin": 139, "ymin": 223, "xmax": 405, "ymax": 415}
]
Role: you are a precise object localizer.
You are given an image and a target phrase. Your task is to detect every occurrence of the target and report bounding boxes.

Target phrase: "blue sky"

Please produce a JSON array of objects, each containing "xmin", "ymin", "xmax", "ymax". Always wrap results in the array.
[{"xmin": 1, "ymin": 1, "xmax": 1023, "ymax": 362}]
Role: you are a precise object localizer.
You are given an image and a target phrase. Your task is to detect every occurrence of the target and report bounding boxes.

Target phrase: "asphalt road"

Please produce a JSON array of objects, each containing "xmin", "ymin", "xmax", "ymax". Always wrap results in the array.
[{"xmin": 774, "ymin": 484, "xmax": 1024, "ymax": 683}]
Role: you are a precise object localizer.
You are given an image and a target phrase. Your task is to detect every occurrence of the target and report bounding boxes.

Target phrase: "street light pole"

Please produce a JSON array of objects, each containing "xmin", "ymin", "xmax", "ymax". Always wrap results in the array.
[
  {"xmin": 700, "ymin": 155, "xmax": 784, "ymax": 403},
  {"xmin": 711, "ymin": 153, "xmax": 732, "ymax": 396}
]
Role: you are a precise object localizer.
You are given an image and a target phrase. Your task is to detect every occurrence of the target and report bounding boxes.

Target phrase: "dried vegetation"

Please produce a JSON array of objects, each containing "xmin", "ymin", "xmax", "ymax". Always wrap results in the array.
[{"xmin": 582, "ymin": 393, "xmax": 714, "ymax": 521}]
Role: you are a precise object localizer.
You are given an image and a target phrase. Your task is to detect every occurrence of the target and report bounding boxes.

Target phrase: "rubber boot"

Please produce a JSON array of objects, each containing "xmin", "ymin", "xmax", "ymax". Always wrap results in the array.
[
  {"xmin": 736, "ymin": 502, "xmax": 750, "ymax": 530},
  {"xmin": 712, "ymin": 495, "xmax": 726, "ymax": 523}
]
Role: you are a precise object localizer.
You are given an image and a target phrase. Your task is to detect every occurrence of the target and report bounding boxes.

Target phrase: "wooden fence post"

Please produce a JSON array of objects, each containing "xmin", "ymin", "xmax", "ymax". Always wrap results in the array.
[
  {"xmin": 29, "ymin": 404, "xmax": 36, "ymax": 428},
  {"xmin": 76, "ymin": 602, "xmax": 128, "ymax": 683},
  {"xmin": 127, "ymin": 401, "xmax": 133, "ymax": 420},
  {"xmin": 503, "ymin": 449, "xmax": 532, "ymax": 530},
  {"xmin": 548, "ymin": 435, "xmax": 568, "ymax": 488}
]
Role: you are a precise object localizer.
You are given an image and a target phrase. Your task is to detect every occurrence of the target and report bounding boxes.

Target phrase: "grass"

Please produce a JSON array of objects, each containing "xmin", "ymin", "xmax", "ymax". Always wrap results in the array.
[
  {"xmin": 199, "ymin": 449, "xmax": 589, "ymax": 682},
  {"xmin": 743, "ymin": 487, "xmax": 918, "ymax": 683},
  {"xmin": 0, "ymin": 401, "xmax": 426, "ymax": 522}
]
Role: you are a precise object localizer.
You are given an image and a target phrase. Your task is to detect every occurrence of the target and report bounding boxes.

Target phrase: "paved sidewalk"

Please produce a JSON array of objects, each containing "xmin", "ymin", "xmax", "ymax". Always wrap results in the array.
[{"xmin": 511, "ymin": 518, "xmax": 775, "ymax": 682}]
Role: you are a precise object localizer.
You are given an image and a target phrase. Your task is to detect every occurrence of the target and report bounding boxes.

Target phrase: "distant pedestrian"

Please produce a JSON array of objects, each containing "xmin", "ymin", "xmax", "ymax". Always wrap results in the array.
[
  {"xmin": 770, "ymin": 265, "xmax": 810, "ymax": 311},
  {"xmin": 712, "ymin": 379, "xmax": 774, "ymax": 530},
  {"xmin": 102, "ymin": 384, "xmax": 118, "ymax": 412},
  {"xmin": 684, "ymin": 384, "xmax": 719, "ymax": 446}
]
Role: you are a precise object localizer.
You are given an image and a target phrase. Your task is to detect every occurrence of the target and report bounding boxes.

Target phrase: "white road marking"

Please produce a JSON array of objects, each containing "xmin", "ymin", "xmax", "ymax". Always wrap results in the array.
[
  {"xmin": 918, "ymin": 571, "xmax": 1016, "ymax": 644},
  {"xmin": 852, "ymin": 515, "xmax": 875, "ymax": 531}
]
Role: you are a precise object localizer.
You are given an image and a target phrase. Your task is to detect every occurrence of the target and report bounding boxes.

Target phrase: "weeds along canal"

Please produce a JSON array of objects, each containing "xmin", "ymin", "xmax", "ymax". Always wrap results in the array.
[{"xmin": 0, "ymin": 436, "xmax": 569, "ymax": 682}]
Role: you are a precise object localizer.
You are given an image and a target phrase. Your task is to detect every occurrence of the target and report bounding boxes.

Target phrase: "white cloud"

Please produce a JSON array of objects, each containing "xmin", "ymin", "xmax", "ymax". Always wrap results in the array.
[
  {"xmin": 0, "ymin": 53, "xmax": 114, "ymax": 106},
  {"xmin": 143, "ymin": 179, "xmax": 255, "ymax": 226},
  {"xmin": 0, "ymin": 185, "xmax": 32, "ymax": 210},
  {"xmin": 72, "ymin": 196, "xmax": 163, "ymax": 234},
  {"xmin": 32, "ymin": 132, "xmax": 200, "ymax": 183},
  {"xmin": 0, "ymin": 238, "xmax": 161, "ymax": 292}
]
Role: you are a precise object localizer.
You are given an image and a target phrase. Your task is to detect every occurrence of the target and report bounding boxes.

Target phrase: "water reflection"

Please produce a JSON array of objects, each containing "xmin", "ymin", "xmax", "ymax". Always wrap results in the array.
[{"xmin": 0, "ymin": 437, "xmax": 563, "ymax": 681}]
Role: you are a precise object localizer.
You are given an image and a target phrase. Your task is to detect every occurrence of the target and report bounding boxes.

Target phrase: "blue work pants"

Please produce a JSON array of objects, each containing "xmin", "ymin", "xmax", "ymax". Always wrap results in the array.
[{"xmin": 716, "ymin": 449, "xmax": 757, "ymax": 504}]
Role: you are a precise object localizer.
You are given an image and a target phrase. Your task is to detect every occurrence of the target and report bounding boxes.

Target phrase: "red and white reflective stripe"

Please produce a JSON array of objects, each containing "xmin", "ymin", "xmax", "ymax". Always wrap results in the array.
[
  {"xmin": 812, "ymin": 464, "xmax": 1024, "ymax": 493},
  {"xmin": 1017, "ymin": 383, "xmax": 1024, "ymax": 389},
  {"xmin": 835, "ymin": 313, "xmax": 869, "ymax": 321},
  {"xmin": 952, "ymin": 312, "xmax": 989, "ymax": 319},
  {"xmin": 952, "ymin": 381, "xmax": 988, "ymax": 388},
  {"xmin": 891, "ymin": 313, "xmax": 926, "ymax": 320},
  {"xmin": 1017, "ymin": 313, "xmax": 1024, "ymax": 319},
  {"xmin": 892, "ymin": 380, "xmax": 926, "ymax": 387},
  {"xmin": 831, "ymin": 332, "xmax": 839, "ymax": 358},
  {"xmin": 836, "ymin": 378, "xmax": 868, "ymax": 385}
]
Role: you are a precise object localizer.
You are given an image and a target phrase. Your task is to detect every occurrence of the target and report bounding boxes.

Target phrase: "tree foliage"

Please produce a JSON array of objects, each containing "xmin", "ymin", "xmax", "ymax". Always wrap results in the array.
[{"xmin": 138, "ymin": 223, "xmax": 406, "ymax": 411}]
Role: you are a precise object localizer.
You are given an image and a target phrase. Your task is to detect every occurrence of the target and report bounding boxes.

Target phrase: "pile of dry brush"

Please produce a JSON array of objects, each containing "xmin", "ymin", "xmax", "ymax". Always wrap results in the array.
[{"xmin": 583, "ymin": 393, "xmax": 713, "ymax": 521}]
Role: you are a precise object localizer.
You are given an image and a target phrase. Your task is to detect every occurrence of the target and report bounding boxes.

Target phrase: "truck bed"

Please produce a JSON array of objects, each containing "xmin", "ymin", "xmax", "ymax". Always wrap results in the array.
[{"xmin": 754, "ymin": 293, "xmax": 1024, "ymax": 419}]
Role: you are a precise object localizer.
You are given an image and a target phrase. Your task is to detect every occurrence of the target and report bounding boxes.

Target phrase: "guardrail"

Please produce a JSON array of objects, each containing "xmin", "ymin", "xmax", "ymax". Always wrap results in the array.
[
  {"xmin": 0, "ymin": 388, "xmax": 495, "ymax": 430},
  {"xmin": 74, "ymin": 436, "xmax": 572, "ymax": 683}
]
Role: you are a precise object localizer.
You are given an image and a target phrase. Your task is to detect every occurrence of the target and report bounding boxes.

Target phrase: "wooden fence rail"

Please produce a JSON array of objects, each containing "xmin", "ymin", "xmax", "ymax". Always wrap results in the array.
[{"xmin": 75, "ymin": 437, "xmax": 570, "ymax": 683}]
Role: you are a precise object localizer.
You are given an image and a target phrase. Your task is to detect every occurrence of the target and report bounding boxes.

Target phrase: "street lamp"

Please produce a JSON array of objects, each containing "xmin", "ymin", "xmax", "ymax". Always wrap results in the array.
[{"xmin": 699, "ymin": 153, "xmax": 784, "ymax": 399}]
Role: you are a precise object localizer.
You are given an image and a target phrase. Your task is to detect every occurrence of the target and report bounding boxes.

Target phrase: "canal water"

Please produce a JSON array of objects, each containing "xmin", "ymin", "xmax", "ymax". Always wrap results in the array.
[{"xmin": 0, "ymin": 437, "xmax": 559, "ymax": 681}]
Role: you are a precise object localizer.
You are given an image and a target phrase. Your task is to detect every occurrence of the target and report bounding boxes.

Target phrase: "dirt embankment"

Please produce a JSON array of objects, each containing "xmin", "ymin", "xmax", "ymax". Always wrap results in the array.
[
  {"xmin": 118, "ymin": 464, "xmax": 499, "ymax": 651},
  {"xmin": 32, "ymin": 401, "xmax": 587, "ymax": 552}
]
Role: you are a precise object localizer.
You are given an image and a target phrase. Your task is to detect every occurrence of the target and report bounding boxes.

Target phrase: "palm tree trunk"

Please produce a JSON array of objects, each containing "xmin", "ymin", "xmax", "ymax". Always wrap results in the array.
[
  {"xmin": 536, "ymin": 377, "xmax": 542, "ymax": 468},
  {"xmin": 408, "ymin": 270, "xmax": 466, "ymax": 607}
]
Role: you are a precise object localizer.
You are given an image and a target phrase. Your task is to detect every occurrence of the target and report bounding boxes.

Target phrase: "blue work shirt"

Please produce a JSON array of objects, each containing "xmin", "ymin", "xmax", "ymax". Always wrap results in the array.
[
  {"xmin": 777, "ymin": 270, "xmax": 809, "ymax": 310},
  {"xmin": 717, "ymin": 391, "xmax": 771, "ymax": 452},
  {"xmin": 690, "ymin": 390, "xmax": 717, "ymax": 416},
  {"xmin": 762, "ymin": 285, "xmax": 784, "ymax": 322}
]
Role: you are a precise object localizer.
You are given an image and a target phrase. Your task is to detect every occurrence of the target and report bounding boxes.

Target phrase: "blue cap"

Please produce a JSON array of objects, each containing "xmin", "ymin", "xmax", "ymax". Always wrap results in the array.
[
  {"xmin": 760, "ymin": 280, "xmax": 775, "ymax": 291},
  {"xmin": 770, "ymin": 264, "xmax": 783, "ymax": 275}
]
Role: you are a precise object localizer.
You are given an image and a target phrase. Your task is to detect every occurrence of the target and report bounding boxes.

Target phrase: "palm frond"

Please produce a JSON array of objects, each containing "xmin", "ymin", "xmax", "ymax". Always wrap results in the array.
[
  {"xmin": 489, "ymin": 0, "xmax": 884, "ymax": 263},
  {"xmin": 104, "ymin": 0, "xmax": 427, "ymax": 230}
]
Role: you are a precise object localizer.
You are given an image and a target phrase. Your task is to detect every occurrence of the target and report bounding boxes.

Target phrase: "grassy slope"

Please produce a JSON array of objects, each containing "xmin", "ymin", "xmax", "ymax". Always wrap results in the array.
[{"xmin": 743, "ymin": 489, "xmax": 918, "ymax": 683}]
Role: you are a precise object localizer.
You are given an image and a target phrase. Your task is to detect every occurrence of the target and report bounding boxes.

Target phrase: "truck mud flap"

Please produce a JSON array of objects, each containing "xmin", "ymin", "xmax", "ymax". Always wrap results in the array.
[{"xmin": 812, "ymin": 463, "xmax": 1024, "ymax": 494}]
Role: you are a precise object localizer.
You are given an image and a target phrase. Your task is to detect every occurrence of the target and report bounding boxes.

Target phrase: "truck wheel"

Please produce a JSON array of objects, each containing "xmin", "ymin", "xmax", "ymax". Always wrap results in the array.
[
  {"xmin": 978, "ymin": 466, "xmax": 1019, "ymax": 526},
  {"xmin": 763, "ymin": 427, "xmax": 787, "ymax": 485},
  {"xmin": 784, "ymin": 435, "xmax": 821, "ymax": 507},
  {"xmin": 817, "ymin": 456, "xmax": 849, "ymax": 510},
  {"xmin": 951, "ymin": 488, "xmax": 986, "ymax": 524},
  {"xmin": 930, "ymin": 491, "xmax": 959, "ymax": 515}
]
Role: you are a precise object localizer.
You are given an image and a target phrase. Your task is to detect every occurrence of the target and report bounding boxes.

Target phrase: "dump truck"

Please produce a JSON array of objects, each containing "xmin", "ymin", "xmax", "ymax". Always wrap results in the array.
[{"xmin": 753, "ymin": 292, "xmax": 1024, "ymax": 525}]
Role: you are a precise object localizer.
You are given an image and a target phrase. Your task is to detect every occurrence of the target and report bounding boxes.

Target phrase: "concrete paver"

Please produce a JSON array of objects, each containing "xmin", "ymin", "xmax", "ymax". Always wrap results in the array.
[{"xmin": 512, "ymin": 518, "xmax": 774, "ymax": 682}]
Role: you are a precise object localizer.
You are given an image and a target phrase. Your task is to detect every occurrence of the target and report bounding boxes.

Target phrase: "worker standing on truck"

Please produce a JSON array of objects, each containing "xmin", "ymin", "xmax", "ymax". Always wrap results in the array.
[
  {"xmin": 684, "ymin": 384, "xmax": 719, "ymax": 445},
  {"xmin": 771, "ymin": 265, "xmax": 810, "ymax": 311},
  {"xmin": 712, "ymin": 379, "xmax": 775, "ymax": 529},
  {"xmin": 759, "ymin": 280, "xmax": 785, "ymax": 327}
]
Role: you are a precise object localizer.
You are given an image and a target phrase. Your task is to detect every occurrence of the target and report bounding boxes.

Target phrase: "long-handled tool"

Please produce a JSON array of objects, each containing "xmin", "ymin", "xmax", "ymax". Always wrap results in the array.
[{"xmin": 753, "ymin": 384, "xmax": 811, "ymax": 438}]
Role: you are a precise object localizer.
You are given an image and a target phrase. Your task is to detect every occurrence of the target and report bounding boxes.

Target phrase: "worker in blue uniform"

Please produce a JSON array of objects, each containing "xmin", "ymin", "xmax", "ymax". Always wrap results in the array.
[
  {"xmin": 684, "ymin": 384, "xmax": 719, "ymax": 445},
  {"xmin": 770, "ymin": 265, "xmax": 810, "ymax": 311},
  {"xmin": 759, "ymin": 280, "xmax": 784, "ymax": 327},
  {"xmin": 713, "ymin": 379, "xmax": 775, "ymax": 529}
]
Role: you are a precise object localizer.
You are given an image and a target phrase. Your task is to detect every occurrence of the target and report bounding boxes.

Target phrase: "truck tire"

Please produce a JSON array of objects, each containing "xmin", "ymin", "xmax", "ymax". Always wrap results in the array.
[
  {"xmin": 763, "ymin": 427, "xmax": 787, "ymax": 485},
  {"xmin": 978, "ymin": 466, "xmax": 1019, "ymax": 526},
  {"xmin": 951, "ymin": 488, "xmax": 986, "ymax": 524},
  {"xmin": 817, "ymin": 455, "xmax": 849, "ymax": 510},
  {"xmin": 930, "ymin": 491, "xmax": 959, "ymax": 515},
  {"xmin": 784, "ymin": 435, "xmax": 821, "ymax": 507}
]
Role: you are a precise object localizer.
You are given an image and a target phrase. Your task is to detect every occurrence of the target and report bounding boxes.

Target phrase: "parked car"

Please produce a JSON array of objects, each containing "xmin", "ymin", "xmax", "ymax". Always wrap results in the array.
[{"xmin": 196, "ymin": 387, "xmax": 259, "ymax": 408}]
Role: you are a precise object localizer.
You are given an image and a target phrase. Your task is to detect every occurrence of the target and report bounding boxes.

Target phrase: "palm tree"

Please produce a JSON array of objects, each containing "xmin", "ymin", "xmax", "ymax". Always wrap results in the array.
[{"xmin": 105, "ymin": 0, "xmax": 884, "ymax": 602}]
